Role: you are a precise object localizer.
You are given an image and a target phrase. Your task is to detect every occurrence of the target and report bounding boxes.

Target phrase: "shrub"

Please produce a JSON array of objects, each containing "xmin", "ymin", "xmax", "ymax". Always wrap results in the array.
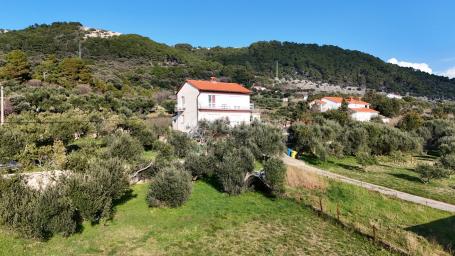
[
  {"xmin": 105, "ymin": 132, "xmax": 143, "ymax": 162},
  {"xmin": 65, "ymin": 151, "xmax": 91, "ymax": 172},
  {"xmin": 232, "ymin": 122, "xmax": 284, "ymax": 159},
  {"xmin": 0, "ymin": 176, "xmax": 79, "ymax": 240},
  {"xmin": 184, "ymin": 153, "xmax": 214, "ymax": 179},
  {"xmin": 169, "ymin": 131, "xmax": 196, "ymax": 158},
  {"xmin": 215, "ymin": 146, "xmax": 254, "ymax": 195},
  {"xmin": 439, "ymin": 154, "xmax": 455, "ymax": 171},
  {"xmin": 263, "ymin": 157, "xmax": 286, "ymax": 195},
  {"xmin": 356, "ymin": 150, "xmax": 377, "ymax": 170},
  {"xmin": 0, "ymin": 127, "xmax": 26, "ymax": 162},
  {"xmin": 147, "ymin": 167, "xmax": 192, "ymax": 208},
  {"xmin": 65, "ymin": 158, "xmax": 130, "ymax": 222},
  {"xmin": 415, "ymin": 164, "xmax": 451, "ymax": 183},
  {"xmin": 31, "ymin": 186, "xmax": 79, "ymax": 239}
]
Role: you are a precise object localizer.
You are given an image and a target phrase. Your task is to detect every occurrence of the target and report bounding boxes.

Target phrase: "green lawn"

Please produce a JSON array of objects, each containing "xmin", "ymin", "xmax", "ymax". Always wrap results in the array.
[
  {"xmin": 301, "ymin": 155, "xmax": 455, "ymax": 205},
  {"xmin": 287, "ymin": 178, "xmax": 454, "ymax": 255},
  {"xmin": 0, "ymin": 182, "xmax": 393, "ymax": 256}
]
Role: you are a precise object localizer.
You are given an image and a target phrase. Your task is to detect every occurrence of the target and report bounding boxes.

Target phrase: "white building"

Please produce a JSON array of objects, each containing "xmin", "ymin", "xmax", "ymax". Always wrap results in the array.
[
  {"xmin": 386, "ymin": 93, "xmax": 403, "ymax": 99},
  {"xmin": 172, "ymin": 78, "xmax": 259, "ymax": 132},
  {"xmin": 309, "ymin": 96, "xmax": 379, "ymax": 122}
]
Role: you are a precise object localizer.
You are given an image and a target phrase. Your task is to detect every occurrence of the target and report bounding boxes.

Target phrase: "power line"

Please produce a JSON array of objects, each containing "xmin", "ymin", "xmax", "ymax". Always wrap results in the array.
[{"xmin": 2, "ymin": 117, "xmax": 151, "ymax": 125}]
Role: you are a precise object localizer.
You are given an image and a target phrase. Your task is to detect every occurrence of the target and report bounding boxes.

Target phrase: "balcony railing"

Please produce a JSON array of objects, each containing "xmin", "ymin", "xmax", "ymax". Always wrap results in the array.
[{"xmin": 198, "ymin": 103, "xmax": 254, "ymax": 111}]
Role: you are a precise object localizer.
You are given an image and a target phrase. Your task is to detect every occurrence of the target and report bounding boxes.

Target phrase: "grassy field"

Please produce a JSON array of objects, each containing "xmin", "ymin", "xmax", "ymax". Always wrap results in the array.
[
  {"xmin": 300, "ymin": 155, "xmax": 455, "ymax": 205},
  {"xmin": 0, "ymin": 182, "xmax": 394, "ymax": 256},
  {"xmin": 286, "ymin": 166, "xmax": 454, "ymax": 255}
]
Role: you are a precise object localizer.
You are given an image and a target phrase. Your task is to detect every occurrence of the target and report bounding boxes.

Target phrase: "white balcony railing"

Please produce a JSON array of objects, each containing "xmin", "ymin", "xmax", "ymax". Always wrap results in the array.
[{"xmin": 198, "ymin": 103, "xmax": 254, "ymax": 111}]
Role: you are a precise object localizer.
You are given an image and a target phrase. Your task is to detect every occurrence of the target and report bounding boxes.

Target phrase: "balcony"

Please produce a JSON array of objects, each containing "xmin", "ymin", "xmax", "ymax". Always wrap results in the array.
[{"xmin": 198, "ymin": 103, "xmax": 254, "ymax": 111}]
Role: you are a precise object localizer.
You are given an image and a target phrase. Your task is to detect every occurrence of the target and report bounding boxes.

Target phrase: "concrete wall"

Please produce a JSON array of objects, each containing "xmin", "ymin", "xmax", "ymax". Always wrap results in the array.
[
  {"xmin": 351, "ymin": 112, "xmax": 378, "ymax": 122},
  {"xmin": 198, "ymin": 110, "xmax": 251, "ymax": 126},
  {"xmin": 173, "ymin": 83, "xmax": 199, "ymax": 132},
  {"xmin": 198, "ymin": 92, "xmax": 250, "ymax": 110}
]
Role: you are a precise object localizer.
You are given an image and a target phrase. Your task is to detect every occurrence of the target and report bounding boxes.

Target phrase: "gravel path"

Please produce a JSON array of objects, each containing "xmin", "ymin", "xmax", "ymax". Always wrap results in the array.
[{"xmin": 282, "ymin": 155, "xmax": 455, "ymax": 213}]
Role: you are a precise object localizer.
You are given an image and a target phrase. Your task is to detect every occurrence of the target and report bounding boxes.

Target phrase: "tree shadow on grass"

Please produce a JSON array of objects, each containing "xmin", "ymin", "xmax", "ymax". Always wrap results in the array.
[
  {"xmin": 113, "ymin": 189, "xmax": 138, "ymax": 207},
  {"xmin": 333, "ymin": 162, "xmax": 363, "ymax": 172},
  {"xmin": 388, "ymin": 173, "xmax": 423, "ymax": 183},
  {"xmin": 406, "ymin": 216, "xmax": 455, "ymax": 254}
]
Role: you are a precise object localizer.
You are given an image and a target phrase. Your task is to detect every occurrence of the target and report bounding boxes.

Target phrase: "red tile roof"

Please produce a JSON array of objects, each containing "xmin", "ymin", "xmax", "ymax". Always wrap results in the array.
[
  {"xmin": 322, "ymin": 96, "xmax": 369, "ymax": 105},
  {"xmin": 350, "ymin": 108, "xmax": 379, "ymax": 113},
  {"xmin": 312, "ymin": 99, "xmax": 326, "ymax": 105},
  {"xmin": 187, "ymin": 80, "xmax": 251, "ymax": 94}
]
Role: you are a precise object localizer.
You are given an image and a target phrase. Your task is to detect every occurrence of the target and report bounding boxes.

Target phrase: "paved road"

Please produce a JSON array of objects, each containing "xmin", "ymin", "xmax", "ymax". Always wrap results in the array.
[{"xmin": 282, "ymin": 155, "xmax": 455, "ymax": 213}]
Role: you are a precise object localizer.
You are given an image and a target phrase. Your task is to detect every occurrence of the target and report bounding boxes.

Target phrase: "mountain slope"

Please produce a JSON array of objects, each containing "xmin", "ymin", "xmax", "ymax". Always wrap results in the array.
[
  {"xmin": 1, "ymin": 22, "xmax": 454, "ymax": 99},
  {"xmin": 199, "ymin": 41, "xmax": 455, "ymax": 98}
]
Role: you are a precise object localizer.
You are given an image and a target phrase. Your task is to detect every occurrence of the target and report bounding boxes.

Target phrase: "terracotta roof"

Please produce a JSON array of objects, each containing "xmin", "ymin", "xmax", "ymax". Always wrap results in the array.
[
  {"xmin": 312, "ymin": 99, "xmax": 326, "ymax": 105},
  {"xmin": 322, "ymin": 96, "xmax": 344, "ymax": 103},
  {"xmin": 322, "ymin": 96, "xmax": 369, "ymax": 105},
  {"xmin": 187, "ymin": 80, "xmax": 251, "ymax": 94},
  {"xmin": 350, "ymin": 108, "xmax": 379, "ymax": 113}
]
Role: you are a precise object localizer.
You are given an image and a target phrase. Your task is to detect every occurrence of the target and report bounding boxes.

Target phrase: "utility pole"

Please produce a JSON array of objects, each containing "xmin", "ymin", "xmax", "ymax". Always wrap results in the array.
[{"xmin": 1, "ymin": 85, "xmax": 4, "ymax": 126}]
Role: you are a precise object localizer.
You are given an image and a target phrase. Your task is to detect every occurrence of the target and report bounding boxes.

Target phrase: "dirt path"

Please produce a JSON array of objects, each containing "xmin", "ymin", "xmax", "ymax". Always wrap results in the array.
[{"xmin": 282, "ymin": 155, "xmax": 455, "ymax": 213}]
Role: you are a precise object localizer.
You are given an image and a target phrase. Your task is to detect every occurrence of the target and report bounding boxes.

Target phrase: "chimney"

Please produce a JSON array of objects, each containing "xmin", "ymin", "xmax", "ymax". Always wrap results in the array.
[{"xmin": 210, "ymin": 76, "xmax": 217, "ymax": 82}]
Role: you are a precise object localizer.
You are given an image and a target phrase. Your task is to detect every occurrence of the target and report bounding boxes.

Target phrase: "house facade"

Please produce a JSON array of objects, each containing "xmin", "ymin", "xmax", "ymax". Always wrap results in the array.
[
  {"xmin": 309, "ymin": 96, "xmax": 379, "ymax": 122},
  {"xmin": 172, "ymin": 78, "xmax": 259, "ymax": 132}
]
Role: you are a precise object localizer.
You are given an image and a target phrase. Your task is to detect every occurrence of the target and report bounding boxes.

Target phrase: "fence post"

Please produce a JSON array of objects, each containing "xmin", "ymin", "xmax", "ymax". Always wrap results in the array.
[
  {"xmin": 372, "ymin": 224, "xmax": 376, "ymax": 242},
  {"xmin": 336, "ymin": 204, "xmax": 340, "ymax": 221},
  {"xmin": 319, "ymin": 196, "xmax": 323, "ymax": 213}
]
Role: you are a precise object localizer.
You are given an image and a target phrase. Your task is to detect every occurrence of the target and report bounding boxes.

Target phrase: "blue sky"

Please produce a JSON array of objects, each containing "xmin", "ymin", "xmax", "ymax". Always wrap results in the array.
[{"xmin": 2, "ymin": 0, "xmax": 455, "ymax": 77}]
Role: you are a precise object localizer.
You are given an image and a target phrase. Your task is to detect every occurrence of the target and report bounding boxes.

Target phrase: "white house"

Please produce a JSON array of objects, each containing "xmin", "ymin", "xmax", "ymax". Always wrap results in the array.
[
  {"xmin": 172, "ymin": 78, "xmax": 259, "ymax": 132},
  {"xmin": 386, "ymin": 93, "xmax": 403, "ymax": 99},
  {"xmin": 309, "ymin": 96, "xmax": 379, "ymax": 122}
]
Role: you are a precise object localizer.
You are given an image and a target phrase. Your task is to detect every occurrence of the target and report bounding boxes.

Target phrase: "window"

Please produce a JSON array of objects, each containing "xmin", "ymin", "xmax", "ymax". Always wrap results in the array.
[
  {"xmin": 181, "ymin": 96, "xmax": 185, "ymax": 106},
  {"xmin": 208, "ymin": 95, "xmax": 216, "ymax": 108}
]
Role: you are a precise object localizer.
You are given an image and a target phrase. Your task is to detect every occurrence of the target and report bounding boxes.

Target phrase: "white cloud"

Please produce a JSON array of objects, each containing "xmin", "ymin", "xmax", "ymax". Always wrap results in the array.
[
  {"xmin": 387, "ymin": 58, "xmax": 433, "ymax": 74},
  {"xmin": 438, "ymin": 66, "xmax": 455, "ymax": 79}
]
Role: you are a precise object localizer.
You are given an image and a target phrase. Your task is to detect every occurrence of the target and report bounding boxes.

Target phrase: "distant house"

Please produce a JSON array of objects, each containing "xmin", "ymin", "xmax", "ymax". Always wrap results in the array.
[
  {"xmin": 386, "ymin": 93, "xmax": 403, "ymax": 99},
  {"xmin": 172, "ymin": 78, "xmax": 259, "ymax": 132},
  {"xmin": 309, "ymin": 96, "xmax": 379, "ymax": 122}
]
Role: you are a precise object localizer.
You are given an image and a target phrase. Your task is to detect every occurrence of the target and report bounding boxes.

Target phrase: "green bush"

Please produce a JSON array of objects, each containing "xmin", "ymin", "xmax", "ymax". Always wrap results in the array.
[
  {"xmin": 415, "ymin": 164, "xmax": 451, "ymax": 183},
  {"xmin": 169, "ymin": 131, "xmax": 196, "ymax": 158},
  {"xmin": 65, "ymin": 158, "xmax": 130, "ymax": 222},
  {"xmin": 105, "ymin": 132, "xmax": 143, "ymax": 162},
  {"xmin": 215, "ymin": 146, "xmax": 254, "ymax": 195},
  {"xmin": 263, "ymin": 157, "xmax": 286, "ymax": 195},
  {"xmin": 147, "ymin": 167, "xmax": 192, "ymax": 208},
  {"xmin": 356, "ymin": 150, "xmax": 377, "ymax": 170},
  {"xmin": 184, "ymin": 153, "xmax": 214, "ymax": 179},
  {"xmin": 0, "ymin": 176, "xmax": 79, "ymax": 240},
  {"xmin": 439, "ymin": 154, "xmax": 455, "ymax": 171}
]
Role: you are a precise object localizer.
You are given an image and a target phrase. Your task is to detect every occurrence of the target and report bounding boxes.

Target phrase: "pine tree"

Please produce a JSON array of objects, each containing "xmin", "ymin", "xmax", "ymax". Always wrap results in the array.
[{"xmin": 0, "ymin": 50, "xmax": 31, "ymax": 81}]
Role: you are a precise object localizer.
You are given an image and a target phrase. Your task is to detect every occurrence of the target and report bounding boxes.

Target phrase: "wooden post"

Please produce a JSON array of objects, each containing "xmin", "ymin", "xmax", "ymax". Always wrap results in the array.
[
  {"xmin": 319, "ymin": 196, "xmax": 323, "ymax": 213},
  {"xmin": 372, "ymin": 224, "xmax": 376, "ymax": 242},
  {"xmin": 336, "ymin": 204, "xmax": 340, "ymax": 221}
]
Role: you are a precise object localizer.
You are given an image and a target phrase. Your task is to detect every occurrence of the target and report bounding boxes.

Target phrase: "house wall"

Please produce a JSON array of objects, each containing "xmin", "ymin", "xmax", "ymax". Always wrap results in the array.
[
  {"xmin": 198, "ymin": 92, "xmax": 252, "ymax": 126},
  {"xmin": 198, "ymin": 110, "xmax": 251, "ymax": 126},
  {"xmin": 172, "ymin": 83, "xmax": 199, "ymax": 132},
  {"xmin": 198, "ymin": 92, "xmax": 250, "ymax": 110},
  {"xmin": 348, "ymin": 103, "xmax": 369, "ymax": 109},
  {"xmin": 351, "ymin": 112, "xmax": 378, "ymax": 122},
  {"xmin": 320, "ymin": 99, "xmax": 340, "ymax": 111}
]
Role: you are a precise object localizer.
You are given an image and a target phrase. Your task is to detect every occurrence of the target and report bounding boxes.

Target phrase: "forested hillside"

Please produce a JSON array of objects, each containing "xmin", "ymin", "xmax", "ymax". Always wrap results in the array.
[{"xmin": 1, "ymin": 22, "xmax": 455, "ymax": 98}]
